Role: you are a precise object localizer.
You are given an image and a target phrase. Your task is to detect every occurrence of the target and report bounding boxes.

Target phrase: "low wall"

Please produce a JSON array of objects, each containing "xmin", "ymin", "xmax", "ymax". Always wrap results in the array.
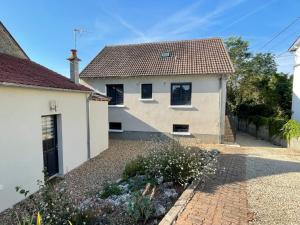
[
  {"xmin": 237, "ymin": 118, "xmax": 287, "ymax": 147},
  {"xmin": 289, "ymin": 138, "xmax": 300, "ymax": 151}
]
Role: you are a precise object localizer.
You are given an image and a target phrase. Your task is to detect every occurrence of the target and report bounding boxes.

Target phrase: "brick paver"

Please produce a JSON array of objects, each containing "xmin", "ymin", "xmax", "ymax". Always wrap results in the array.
[{"xmin": 175, "ymin": 151, "xmax": 248, "ymax": 225}]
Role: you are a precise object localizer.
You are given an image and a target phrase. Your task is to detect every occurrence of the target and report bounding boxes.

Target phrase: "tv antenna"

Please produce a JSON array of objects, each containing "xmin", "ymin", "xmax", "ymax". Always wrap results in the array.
[{"xmin": 73, "ymin": 28, "xmax": 86, "ymax": 50}]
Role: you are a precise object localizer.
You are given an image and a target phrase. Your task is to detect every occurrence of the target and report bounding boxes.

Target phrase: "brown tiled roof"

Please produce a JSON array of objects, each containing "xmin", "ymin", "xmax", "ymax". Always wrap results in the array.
[
  {"xmin": 0, "ymin": 53, "xmax": 91, "ymax": 92},
  {"xmin": 90, "ymin": 92, "xmax": 110, "ymax": 101},
  {"xmin": 80, "ymin": 38, "xmax": 234, "ymax": 78}
]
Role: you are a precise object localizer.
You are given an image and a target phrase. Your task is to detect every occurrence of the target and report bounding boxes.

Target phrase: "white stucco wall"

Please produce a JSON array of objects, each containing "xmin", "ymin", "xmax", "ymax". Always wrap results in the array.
[
  {"xmin": 0, "ymin": 85, "xmax": 107, "ymax": 212},
  {"xmin": 81, "ymin": 75, "xmax": 225, "ymax": 139},
  {"xmin": 292, "ymin": 47, "xmax": 300, "ymax": 122},
  {"xmin": 89, "ymin": 100, "xmax": 109, "ymax": 158}
]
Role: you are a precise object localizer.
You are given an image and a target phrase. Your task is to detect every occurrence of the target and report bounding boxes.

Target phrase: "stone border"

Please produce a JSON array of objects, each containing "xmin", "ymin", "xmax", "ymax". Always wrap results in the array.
[{"xmin": 159, "ymin": 179, "xmax": 201, "ymax": 225}]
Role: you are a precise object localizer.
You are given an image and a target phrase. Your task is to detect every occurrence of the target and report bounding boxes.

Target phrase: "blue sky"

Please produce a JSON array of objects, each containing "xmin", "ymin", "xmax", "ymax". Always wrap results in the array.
[{"xmin": 1, "ymin": 0, "xmax": 299, "ymax": 76}]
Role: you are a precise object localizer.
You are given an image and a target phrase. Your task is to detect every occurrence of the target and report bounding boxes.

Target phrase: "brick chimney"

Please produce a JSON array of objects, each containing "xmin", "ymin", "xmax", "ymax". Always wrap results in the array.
[{"xmin": 67, "ymin": 49, "xmax": 81, "ymax": 84}]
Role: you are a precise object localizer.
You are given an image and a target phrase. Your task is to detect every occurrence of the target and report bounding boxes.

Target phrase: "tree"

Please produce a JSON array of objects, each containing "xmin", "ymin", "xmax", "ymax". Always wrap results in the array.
[{"xmin": 224, "ymin": 36, "xmax": 293, "ymax": 119}]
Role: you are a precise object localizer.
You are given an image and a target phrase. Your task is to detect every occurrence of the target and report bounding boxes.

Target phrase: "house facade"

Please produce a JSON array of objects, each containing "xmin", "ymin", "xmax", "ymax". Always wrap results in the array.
[
  {"xmin": 80, "ymin": 39, "xmax": 234, "ymax": 143},
  {"xmin": 289, "ymin": 37, "xmax": 300, "ymax": 123},
  {"xmin": 0, "ymin": 22, "xmax": 109, "ymax": 212}
]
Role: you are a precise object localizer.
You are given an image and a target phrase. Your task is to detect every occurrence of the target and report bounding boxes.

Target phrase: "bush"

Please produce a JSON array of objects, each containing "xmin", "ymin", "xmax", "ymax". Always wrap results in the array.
[
  {"xmin": 127, "ymin": 176, "xmax": 157, "ymax": 192},
  {"xmin": 282, "ymin": 119, "xmax": 300, "ymax": 143},
  {"xmin": 123, "ymin": 156, "xmax": 146, "ymax": 179},
  {"xmin": 69, "ymin": 209, "xmax": 97, "ymax": 225},
  {"xmin": 15, "ymin": 178, "xmax": 94, "ymax": 225},
  {"xmin": 127, "ymin": 192, "xmax": 154, "ymax": 224},
  {"xmin": 143, "ymin": 140, "xmax": 218, "ymax": 186},
  {"xmin": 268, "ymin": 117, "xmax": 287, "ymax": 138},
  {"xmin": 100, "ymin": 182, "xmax": 122, "ymax": 199}
]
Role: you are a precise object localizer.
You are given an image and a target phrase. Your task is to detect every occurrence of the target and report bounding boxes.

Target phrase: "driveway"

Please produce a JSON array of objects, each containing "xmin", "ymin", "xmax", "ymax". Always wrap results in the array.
[{"xmin": 175, "ymin": 132, "xmax": 300, "ymax": 225}]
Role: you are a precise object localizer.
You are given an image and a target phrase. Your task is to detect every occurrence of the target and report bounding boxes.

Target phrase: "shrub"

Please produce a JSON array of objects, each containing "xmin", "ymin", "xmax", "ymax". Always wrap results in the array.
[
  {"xmin": 123, "ymin": 156, "xmax": 146, "ymax": 179},
  {"xmin": 127, "ymin": 176, "xmax": 157, "ymax": 192},
  {"xmin": 69, "ymin": 209, "xmax": 97, "ymax": 225},
  {"xmin": 127, "ymin": 192, "xmax": 154, "ymax": 224},
  {"xmin": 100, "ymin": 182, "xmax": 122, "ymax": 199},
  {"xmin": 268, "ymin": 117, "xmax": 287, "ymax": 138},
  {"xmin": 282, "ymin": 119, "xmax": 300, "ymax": 143},
  {"xmin": 15, "ymin": 178, "xmax": 93, "ymax": 225},
  {"xmin": 144, "ymin": 140, "xmax": 218, "ymax": 186}
]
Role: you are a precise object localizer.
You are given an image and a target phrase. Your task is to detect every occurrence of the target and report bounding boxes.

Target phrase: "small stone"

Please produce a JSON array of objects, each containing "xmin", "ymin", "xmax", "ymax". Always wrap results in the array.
[
  {"xmin": 156, "ymin": 176, "xmax": 164, "ymax": 184},
  {"xmin": 116, "ymin": 178, "xmax": 122, "ymax": 183},
  {"xmin": 164, "ymin": 188, "xmax": 178, "ymax": 198},
  {"xmin": 154, "ymin": 202, "xmax": 166, "ymax": 217},
  {"xmin": 118, "ymin": 183, "xmax": 129, "ymax": 192},
  {"xmin": 162, "ymin": 181, "xmax": 173, "ymax": 188}
]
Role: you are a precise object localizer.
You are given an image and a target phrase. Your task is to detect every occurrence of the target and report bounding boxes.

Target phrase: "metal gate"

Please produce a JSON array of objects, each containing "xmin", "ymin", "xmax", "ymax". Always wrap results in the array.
[{"xmin": 42, "ymin": 115, "xmax": 59, "ymax": 177}]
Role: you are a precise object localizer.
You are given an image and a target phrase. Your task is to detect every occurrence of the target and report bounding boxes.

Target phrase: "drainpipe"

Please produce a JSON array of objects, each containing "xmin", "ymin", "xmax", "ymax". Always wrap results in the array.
[
  {"xmin": 86, "ymin": 92, "xmax": 92, "ymax": 160},
  {"xmin": 219, "ymin": 75, "xmax": 228, "ymax": 144},
  {"xmin": 218, "ymin": 77, "xmax": 222, "ymax": 144}
]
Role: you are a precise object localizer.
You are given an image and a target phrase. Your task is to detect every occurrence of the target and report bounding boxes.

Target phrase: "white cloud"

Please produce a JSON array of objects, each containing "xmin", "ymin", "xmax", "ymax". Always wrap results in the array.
[{"xmin": 99, "ymin": 0, "xmax": 247, "ymax": 44}]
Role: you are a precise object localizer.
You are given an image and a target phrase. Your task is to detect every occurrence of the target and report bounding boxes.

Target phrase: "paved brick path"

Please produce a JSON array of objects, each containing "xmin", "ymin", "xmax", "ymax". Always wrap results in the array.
[{"xmin": 175, "ymin": 151, "xmax": 249, "ymax": 225}]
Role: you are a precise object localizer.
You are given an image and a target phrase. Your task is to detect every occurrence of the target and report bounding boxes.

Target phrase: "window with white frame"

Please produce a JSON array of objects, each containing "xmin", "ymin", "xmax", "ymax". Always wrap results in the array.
[
  {"xmin": 141, "ymin": 84, "xmax": 152, "ymax": 99},
  {"xmin": 106, "ymin": 84, "xmax": 124, "ymax": 105},
  {"xmin": 109, "ymin": 122, "xmax": 122, "ymax": 131},
  {"xmin": 170, "ymin": 83, "xmax": 191, "ymax": 105}
]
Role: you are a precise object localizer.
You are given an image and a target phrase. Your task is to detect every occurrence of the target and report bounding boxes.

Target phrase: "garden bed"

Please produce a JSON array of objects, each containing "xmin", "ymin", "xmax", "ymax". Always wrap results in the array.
[{"xmin": 0, "ymin": 139, "xmax": 218, "ymax": 225}]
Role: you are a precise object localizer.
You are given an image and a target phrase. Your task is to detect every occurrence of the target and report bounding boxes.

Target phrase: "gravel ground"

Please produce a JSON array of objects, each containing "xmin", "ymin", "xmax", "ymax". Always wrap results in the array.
[
  {"xmin": 0, "ymin": 139, "xmax": 151, "ymax": 224},
  {"xmin": 59, "ymin": 139, "xmax": 152, "ymax": 203},
  {"xmin": 238, "ymin": 133, "xmax": 300, "ymax": 225}
]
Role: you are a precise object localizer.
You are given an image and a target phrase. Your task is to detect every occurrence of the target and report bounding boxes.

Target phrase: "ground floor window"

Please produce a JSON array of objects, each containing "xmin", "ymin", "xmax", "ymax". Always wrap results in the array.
[
  {"xmin": 109, "ymin": 122, "xmax": 122, "ymax": 131},
  {"xmin": 173, "ymin": 124, "xmax": 189, "ymax": 133}
]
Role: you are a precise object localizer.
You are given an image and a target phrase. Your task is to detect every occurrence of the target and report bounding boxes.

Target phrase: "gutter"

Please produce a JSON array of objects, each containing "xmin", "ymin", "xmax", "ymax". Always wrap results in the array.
[{"xmin": 0, "ymin": 82, "xmax": 91, "ymax": 93}]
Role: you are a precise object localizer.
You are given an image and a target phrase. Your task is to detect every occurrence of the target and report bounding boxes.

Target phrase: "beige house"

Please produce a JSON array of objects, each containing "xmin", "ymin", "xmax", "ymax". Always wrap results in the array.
[
  {"xmin": 80, "ymin": 38, "xmax": 234, "ymax": 143},
  {"xmin": 0, "ymin": 22, "xmax": 109, "ymax": 212}
]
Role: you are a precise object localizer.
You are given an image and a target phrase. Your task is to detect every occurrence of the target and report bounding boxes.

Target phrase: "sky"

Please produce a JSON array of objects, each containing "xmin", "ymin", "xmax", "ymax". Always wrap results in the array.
[{"xmin": 1, "ymin": 0, "xmax": 299, "ymax": 77}]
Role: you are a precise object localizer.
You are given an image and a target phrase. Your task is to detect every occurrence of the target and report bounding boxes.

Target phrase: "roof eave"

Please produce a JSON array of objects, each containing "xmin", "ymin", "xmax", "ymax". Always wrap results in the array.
[
  {"xmin": 289, "ymin": 37, "xmax": 300, "ymax": 52},
  {"xmin": 0, "ymin": 82, "xmax": 92, "ymax": 93},
  {"xmin": 80, "ymin": 72, "xmax": 234, "ymax": 79}
]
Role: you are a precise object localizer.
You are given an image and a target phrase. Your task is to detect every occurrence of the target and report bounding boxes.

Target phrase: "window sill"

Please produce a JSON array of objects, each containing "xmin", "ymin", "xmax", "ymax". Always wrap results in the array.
[
  {"xmin": 139, "ymin": 98, "xmax": 155, "ymax": 102},
  {"xmin": 171, "ymin": 132, "xmax": 191, "ymax": 136},
  {"xmin": 169, "ymin": 105, "xmax": 193, "ymax": 109},
  {"xmin": 108, "ymin": 105, "xmax": 125, "ymax": 108},
  {"xmin": 109, "ymin": 129, "xmax": 124, "ymax": 133}
]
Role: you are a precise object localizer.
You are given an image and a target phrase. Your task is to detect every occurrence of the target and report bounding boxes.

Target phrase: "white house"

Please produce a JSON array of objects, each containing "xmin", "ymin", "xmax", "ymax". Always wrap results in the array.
[
  {"xmin": 0, "ymin": 22, "xmax": 109, "ymax": 212},
  {"xmin": 289, "ymin": 37, "xmax": 300, "ymax": 123},
  {"xmin": 80, "ymin": 39, "xmax": 234, "ymax": 143}
]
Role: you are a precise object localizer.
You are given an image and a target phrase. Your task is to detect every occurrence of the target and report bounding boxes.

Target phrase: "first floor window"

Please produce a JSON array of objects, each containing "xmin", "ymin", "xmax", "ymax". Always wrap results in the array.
[
  {"xmin": 173, "ymin": 124, "xmax": 189, "ymax": 133},
  {"xmin": 171, "ymin": 83, "xmax": 191, "ymax": 105},
  {"xmin": 107, "ymin": 84, "xmax": 124, "ymax": 105},
  {"xmin": 109, "ymin": 122, "xmax": 122, "ymax": 130},
  {"xmin": 141, "ymin": 84, "xmax": 152, "ymax": 99}
]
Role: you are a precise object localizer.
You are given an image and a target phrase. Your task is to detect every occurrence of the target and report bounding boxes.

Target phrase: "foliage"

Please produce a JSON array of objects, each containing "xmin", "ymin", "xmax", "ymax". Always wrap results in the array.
[
  {"xmin": 69, "ymin": 210, "xmax": 97, "ymax": 225},
  {"xmin": 100, "ymin": 182, "xmax": 123, "ymax": 199},
  {"xmin": 224, "ymin": 37, "xmax": 293, "ymax": 119},
  {"xmin": 123, "ymin": 156, "xmax": 146, "ymax": 179},
  {"xmin": 127, "ymin": 176, "xmax": 157, "ymax": 192},
  {"xmin": 282, "ymin": 120, "xmax": 300, "ymax": 143},
  {"xmin": 143, "ymin": 140, "xmax": 218, "ymax": 186},
  {"xmin": 16, "ymin": 212, "xmax": 76, "ymax": 225},
  {"xmin": 15, "ymin": 177, "xmax": 94, "ymax": 225},
  {"xmin": 268, "ymin": 117, "xmax": 287, "ymax": 138},
  {"xmin": 16, "ymin": 213, "xmax": 35, "ymax": 225},
  {"xmin": 127, "ymin": 192, "xmax": 154, "ymax": 224}
]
